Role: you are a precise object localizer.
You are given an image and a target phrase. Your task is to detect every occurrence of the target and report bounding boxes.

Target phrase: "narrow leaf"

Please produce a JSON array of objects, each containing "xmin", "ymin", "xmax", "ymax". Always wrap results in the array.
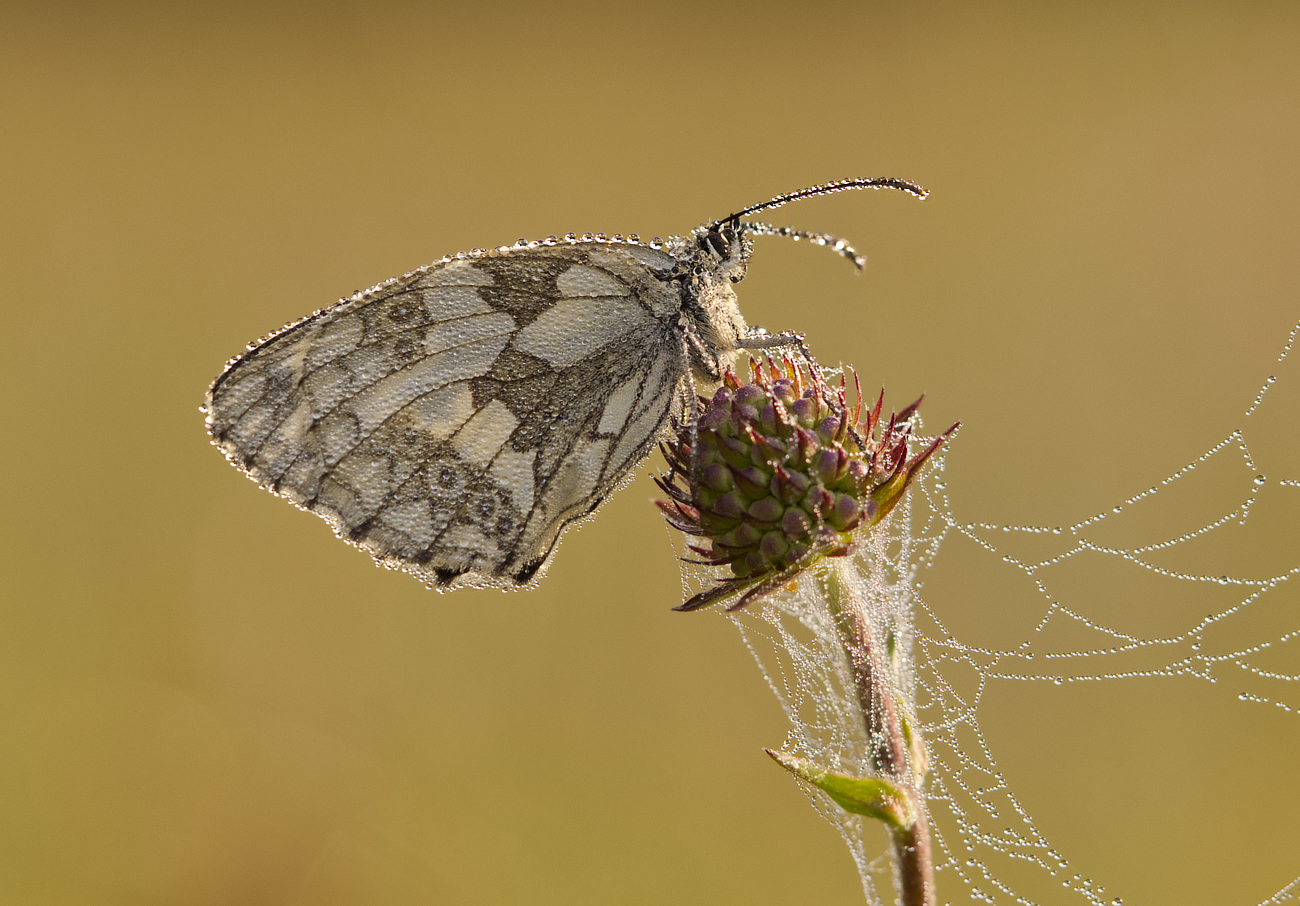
[{"xmin": 765, "ymin": 749, "xmax": 913, "ymax": 829}]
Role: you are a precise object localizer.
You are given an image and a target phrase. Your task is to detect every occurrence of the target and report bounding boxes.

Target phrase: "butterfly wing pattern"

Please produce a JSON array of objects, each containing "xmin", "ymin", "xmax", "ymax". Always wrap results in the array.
[
  {"xmin": 204, "ymin": 179, "xmax": 927, "ymax": 591},
  {"xmin": 206, "ymin": 238, "xmax": 736, "ymax": 589}
]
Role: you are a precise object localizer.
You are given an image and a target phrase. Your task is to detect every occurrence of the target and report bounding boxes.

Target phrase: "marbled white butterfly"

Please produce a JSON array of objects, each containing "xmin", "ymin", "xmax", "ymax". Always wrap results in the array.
[{"xmin": 204, "ymin": 178, "xmax": 926, "ymax": 591}]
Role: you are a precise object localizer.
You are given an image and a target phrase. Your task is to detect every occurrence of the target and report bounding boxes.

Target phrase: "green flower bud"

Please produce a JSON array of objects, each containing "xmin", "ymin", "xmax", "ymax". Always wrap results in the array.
[
  {"xmin": 747, "ymin": 496, "xmax": 785, "ymax": 524},
  {"xmin": 699, "ymin": 463, "xmax": 733, "ymax": 493},
  {"xmin": 735, "ymin": 465, "xmax": 771, "ymax": 498}
]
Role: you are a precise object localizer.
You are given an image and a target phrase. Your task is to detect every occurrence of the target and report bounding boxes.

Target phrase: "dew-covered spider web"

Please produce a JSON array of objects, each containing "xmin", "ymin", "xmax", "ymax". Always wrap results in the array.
[{"xmin": 674, "ymin": 323, "xmax": 1300, "ymax": 905}]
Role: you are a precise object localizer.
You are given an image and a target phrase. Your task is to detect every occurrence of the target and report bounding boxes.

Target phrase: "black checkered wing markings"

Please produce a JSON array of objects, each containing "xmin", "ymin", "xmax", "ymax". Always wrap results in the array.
[
  {"xmin": 398, "ymin": 272, "xmax": 682, "ymax": 581},
  {"xmin": 291, "ymin": 327, "xmax": 521, "ymax": 521},
  {"xmin": 505, "ymin": 319, "xmax": 687, "ymax": 575},
  {"xmin": 411, "ymin": 311, "xmax": 676, "ymax": 578},
  {"xmin": 210, "ymin": 244, "xmax": 658, "ymax": 471},
  {"xmin": 237, "ymin": 314, "xmax": 504, "ymax": 452},
  {"xmin": 273, "ymin": 326, "xmax": 512, "ymax": 486},
  {"xmin": 304, "ymin": 385, "xmax": 471, "ymax": 527},
  {"xmin": 208, "ymin": 267, "xmax": 508, "ymax": 482},
  {"xmin": 328, "ymin": 254, "xmax": 605, "ymax": 562},
  {"xmin": 294, "ymin": 256, "xmax": 663, "ymax": 580},
  {"xmin": 333, "ymin": 403, "xmax": 502, "ymax": 569},
  {"xmin": 212, "ymin": 321, "xmax": 515, "ymax": 508},
  {"xmin": 207, "ymin": 270, "xmax": 424, "ymax": 427},
  {"xmin": 506, "ymin": 367, "xmax": 681, "ymax": 580}
]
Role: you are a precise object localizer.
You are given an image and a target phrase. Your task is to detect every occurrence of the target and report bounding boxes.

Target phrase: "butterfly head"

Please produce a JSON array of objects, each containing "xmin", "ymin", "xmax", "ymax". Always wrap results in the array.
[{"xmin": 694, "ymin": 216, "xmax": 751, "ymax": 284}]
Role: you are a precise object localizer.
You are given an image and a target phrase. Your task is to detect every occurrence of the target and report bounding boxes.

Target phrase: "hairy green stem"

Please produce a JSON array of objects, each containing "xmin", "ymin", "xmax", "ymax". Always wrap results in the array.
[{"xmin": 825, "ymin": 560, "xmax": 935, "ymax": 906}]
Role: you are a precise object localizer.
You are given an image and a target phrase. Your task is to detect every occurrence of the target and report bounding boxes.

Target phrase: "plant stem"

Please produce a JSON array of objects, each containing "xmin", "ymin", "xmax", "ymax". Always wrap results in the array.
[{"xmin": 825, "ymin": 559, "xmax": 935, "ymax": 906}]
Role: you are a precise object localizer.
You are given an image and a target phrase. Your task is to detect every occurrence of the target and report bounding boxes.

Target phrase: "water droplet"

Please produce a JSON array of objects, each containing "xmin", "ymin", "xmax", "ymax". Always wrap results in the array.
[{"xmin": 1255, "ymin": 474, "xmax": 1266, "ymax": 485}]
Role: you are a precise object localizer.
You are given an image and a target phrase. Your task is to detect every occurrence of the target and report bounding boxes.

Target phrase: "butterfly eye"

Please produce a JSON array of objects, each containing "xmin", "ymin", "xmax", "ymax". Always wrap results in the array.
[{"xmin": 703, "ymin": 227, "xmax": 731, "ymax": 259}]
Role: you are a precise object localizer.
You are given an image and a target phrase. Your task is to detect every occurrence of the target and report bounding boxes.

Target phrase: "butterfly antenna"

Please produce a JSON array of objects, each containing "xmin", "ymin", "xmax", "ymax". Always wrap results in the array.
[
  {"xmin": 743, "ymin": 222, "xmax": 868, "ymax": 270},
  {"xmin": 714, "ymin": 177, "xmax": 928, "ymax": 228},
  {"xmin": 714, "ymin": 177, "xmax": 927, "ymax": 272}
]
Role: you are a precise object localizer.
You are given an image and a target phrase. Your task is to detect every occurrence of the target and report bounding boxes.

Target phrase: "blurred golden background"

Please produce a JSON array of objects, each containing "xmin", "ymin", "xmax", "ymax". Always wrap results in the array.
[{"xmin": 3, "ymin": 2, "xmax": 1297, "ymax": 904}]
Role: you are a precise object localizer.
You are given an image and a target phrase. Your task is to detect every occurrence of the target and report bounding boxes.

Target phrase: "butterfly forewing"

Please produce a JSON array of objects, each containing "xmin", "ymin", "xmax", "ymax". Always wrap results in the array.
[{"xmin": 206, "ymin": 241, "xmax": 694, "ymax": 589}]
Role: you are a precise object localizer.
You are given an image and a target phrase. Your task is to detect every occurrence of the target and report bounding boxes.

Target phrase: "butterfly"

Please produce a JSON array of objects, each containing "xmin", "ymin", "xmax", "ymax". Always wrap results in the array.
[{"xmin": 203, "ymin": 177, "xmax": 926, "ymax": 591}]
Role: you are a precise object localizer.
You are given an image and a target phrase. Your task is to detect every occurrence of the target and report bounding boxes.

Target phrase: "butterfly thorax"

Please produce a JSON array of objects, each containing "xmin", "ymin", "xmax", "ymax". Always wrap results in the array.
[{"xmin": 673, "ymin": 223, "xmax": 754, "ymax": 384}]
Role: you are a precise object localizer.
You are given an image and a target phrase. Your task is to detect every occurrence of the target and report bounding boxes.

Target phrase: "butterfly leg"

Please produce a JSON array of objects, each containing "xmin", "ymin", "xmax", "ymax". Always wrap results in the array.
[{"xmin": 736, "ymin": 329, "xmax": 814, "ymax": 366}]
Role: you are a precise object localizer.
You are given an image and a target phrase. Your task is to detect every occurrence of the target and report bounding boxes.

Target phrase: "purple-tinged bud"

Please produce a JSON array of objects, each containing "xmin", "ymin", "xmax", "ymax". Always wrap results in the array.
[
  {"xmin": 735, "ymin": 466, "xmax": 770, "ymax": 498},
  {"xmin": 815, "ymin": 416, "xmax": 840, "ymax": 445},
  {"xmin": 741, "ymin": 550, "xmax": 767, "ymax": 576},
  {"xmin": 847, "ymin": 459, "xmax": 870, "ymax": 488},
  {"xmin": 656, "ymin": 358, "xmax": 955, "ymax": 612},
  {"xmin": 699, "ymin": 463, "xmax": 733, "ymax": 493},
  {"xmin": 722, "ymin": 519, "xmax": 759, "ymax": 548},
  {"xmin": 711, "ymin": 492, "xmax": 747, "ymax": 521},
  {"xmin": 782, "ymin": 507, "xmax": 812, "ymax": 539},
  {"xmin": 750, "ymin": 429, "xmax": 787, "ymax": 465},
  {"xmin": 794, "ymin": 427, "xmax": 819, "ymax": 464},
  {"xmin": 734, "ymin": 384, "xmax": 767, "ymax": 407},
  {"xmin": 733, "ymin": 403, "xmax": 760, "ymax": 426},
  {"xmin": 771, "ymin": 379, "xmax": 797, "ymax": 404},
  {"xmin": 813, "ymin": 449, "xmax": 843, "ymax": 485},
  {"xmin": 828, "ymin": 494, "xmax": 862, "ymax": 531},
  {"xmin": 805, "ymin": 487, "xmax": 835, "ymax": 518},
  {"xmin": 772, "ymin": 466, "xmax": 811, "ymax": 504},
  {"xmin": 748, "ymin": 496, "xmax": 784, "ymax": 524},
  {"xmin": 720, "ymin": 521, "xmax": 762, "ymax": 550},
  {"xmin": 789, "ymin": 397, "xmax": 817, "ymax": 425},
  {"xmin": 760, "ymin": 530, "xmax": 791, "ymax": 562},
  {"xmin": 720, "ymin": 436, "xmax": 751, "ymax": 470},
  {"xmin": 699, "ymin": 406, "xmax": 730, "ymax": 434}
]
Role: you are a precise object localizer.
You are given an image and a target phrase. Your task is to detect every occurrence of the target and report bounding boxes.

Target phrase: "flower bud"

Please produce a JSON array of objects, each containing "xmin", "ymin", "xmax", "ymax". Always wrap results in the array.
[{"xmin": 656, "ymin": 357, "xmax": 956, "ymax": 612}]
